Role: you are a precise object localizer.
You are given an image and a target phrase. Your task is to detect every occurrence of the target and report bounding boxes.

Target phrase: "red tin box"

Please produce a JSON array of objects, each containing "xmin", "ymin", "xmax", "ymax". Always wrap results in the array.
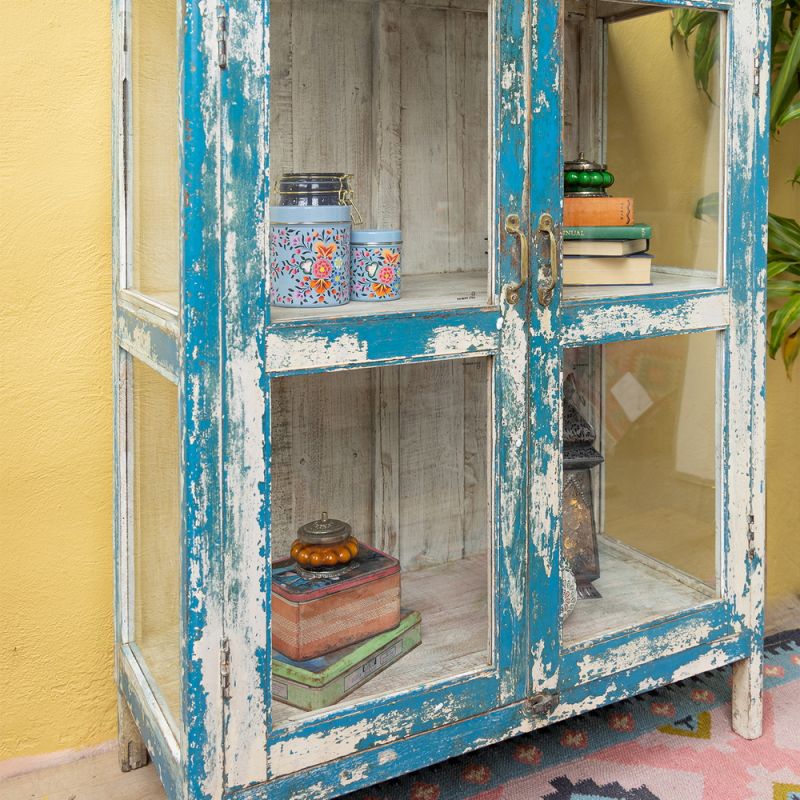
[{"xmin": 271, "ymin": 543, "xmax": 401, "ymax": 660}]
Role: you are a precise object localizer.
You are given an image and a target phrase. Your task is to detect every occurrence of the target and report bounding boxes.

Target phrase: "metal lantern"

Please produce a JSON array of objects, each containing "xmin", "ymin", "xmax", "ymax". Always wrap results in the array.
[{"xmin": 563, "ymin": 381, "xmax": 604, "ymax": 599}]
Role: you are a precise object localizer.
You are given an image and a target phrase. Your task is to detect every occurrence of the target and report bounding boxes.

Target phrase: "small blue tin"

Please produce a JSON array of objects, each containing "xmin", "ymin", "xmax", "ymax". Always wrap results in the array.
[
  {"xmin": 270, "ymin": 205, "xmax": 351, "ymax": 307},
  {"xmin": 350, "ymin": 230, "xmax": 402, "ymax": 301}
]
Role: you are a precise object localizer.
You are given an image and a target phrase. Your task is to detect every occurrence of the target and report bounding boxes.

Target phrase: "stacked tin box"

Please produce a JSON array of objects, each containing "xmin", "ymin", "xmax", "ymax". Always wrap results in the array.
[{"xmin": 271, "ymin": 513, "xmax": 421, "ymax": 711}]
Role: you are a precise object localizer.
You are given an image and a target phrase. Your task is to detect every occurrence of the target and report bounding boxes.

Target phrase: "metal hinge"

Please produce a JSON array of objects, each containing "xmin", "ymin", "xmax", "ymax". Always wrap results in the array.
[
  {"xmin": 529, "ymin": 692, "xmax": 559, "ymax": 715},
  {"xmin": 746, "ymin": 514, "xmax": 756, "ymax": 560},
  {"xmin": 754, "ymin": 57, "xmax": 761, "ymax": 97},
  {"xmin": 217, "ymin": 5, "xmax": 229, "ymax": 70},
  {"xmin": 221, "ymin": 638, "xmax": 231, "ymax": 700}
]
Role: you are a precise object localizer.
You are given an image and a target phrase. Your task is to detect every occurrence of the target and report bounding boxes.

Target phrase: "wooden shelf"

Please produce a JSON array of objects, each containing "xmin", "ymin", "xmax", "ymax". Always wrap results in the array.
[
  {"xmin": 562, "ymin": 538, "xmax": 715, "ymax": 648},
  {"xmin": 562, "ymin": 268, "xmax": 720, "ymax": 304},
  {"xmin": 270, "ymin": 270, "xmax": 490, "ymax": 323},
  {"xmin": 133, "ymin": 554, "xmax": 491, "ymax": 730},
  {"xmin": 272, "ymin": 553, "xmax": 490, "ymax": 727}
]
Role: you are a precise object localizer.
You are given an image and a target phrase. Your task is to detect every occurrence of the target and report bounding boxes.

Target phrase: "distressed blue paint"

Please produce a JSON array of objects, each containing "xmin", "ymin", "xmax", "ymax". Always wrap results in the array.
[
  {"xmin": 492, "ymin": 0, "xmax": 531, "ymax": 709},
  {"xmin": 238, "ymin": 703, "xmax": 535, "ymax": 800},
  {"xmin": 559, "ymin": 633, "xmax": 751, "ymax": 712},
  {"xmin": 119, "ymin": 655, "xmax": 181, "ymax": 800},
  {"xmin": 116, "ymin": 304, "xmax": 180, "ymax": 380},
  {"xmin": 112, "ymin": 0, "xmax": 769, "ymax": 795},
  {"xmin": 560, "ymin": 601, "xmax": 735, "ymax": 687},
  {"xmin": 220, "ymin": 0, "xmax": 270, "ymax": 790},
  {"xmin": 266, "ymin": 308, "xmax": 501, "ymax": 375},
  {"xmin": 527, "ymin": 0, "xmax": 563, "ymax": 702},
  {"xmin": 230, "ymin": 633, "xmax": 751, "ymax": 800},
  {"xmin": 720, "ymin": 0, "xmax": 769, "ymax": 674},
  {"xmin": 181, "ymin": 2, "xmax": 225, "ymax": 798},
  {"xmin": 619, "ymin": 0, "xmax": 733, "ymax": 9},
  {"xmin": 268, "ymin": 672, "xmax": 497, "ymax": 750},
  {"xmin": 561, "ymin": 287, "xmax": 729, "ymax": 346}
]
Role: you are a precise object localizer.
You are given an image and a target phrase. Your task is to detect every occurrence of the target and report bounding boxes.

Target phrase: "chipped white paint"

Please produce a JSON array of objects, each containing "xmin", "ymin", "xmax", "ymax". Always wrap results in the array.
[
  {"xmin": 223, "ymin": 343, "xmax": 268, "ymax": 786},
  {"xmin": 574, "ymin": 619, "xmax": 714, "ymax": 684},
  {"xmin": 111, "ymin": 0, "xmax": 768, "ymax": 795},
  {"xmin": 424, "ymin": 324, "xmax": 497, "ymax": 357},
  {"xmin": 501, "ymin": 63, "xmax": 517, "ymax": 91},
  {"xmin": 562, "ymin": 292, "xmax": 730, "ymax": 346},
  {"xmin": 339, "ymin": 762, "xmax": 370, "ymax": 786},
  {"xmin": 498, "ymin": 302, "xmax": 526, "ymax": 619},
  {"xmin": 271, "ymin": 708, "xmax": 424, "ymax": 776},
  {"xmin": 266, "ymin": 331, "xmax": 369, "ymax": 373}
]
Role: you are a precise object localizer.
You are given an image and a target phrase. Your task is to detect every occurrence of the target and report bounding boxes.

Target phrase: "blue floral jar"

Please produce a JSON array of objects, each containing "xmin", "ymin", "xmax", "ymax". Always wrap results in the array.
[
  {"xmin": 269, "ymin": 205, "xmax": 351, "ymax": 307},
  {"xmin": 350, "ymin": 230, "xmax": 402, "ymax": 301}
]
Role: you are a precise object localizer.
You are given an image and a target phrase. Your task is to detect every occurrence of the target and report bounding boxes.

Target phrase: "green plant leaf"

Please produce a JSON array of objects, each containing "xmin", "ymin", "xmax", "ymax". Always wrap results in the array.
[
  {"xmin": 771, "ymin": 23, "xmax": 800, "ymax": 130},
  {"xmin": 768, "ymin": 293, "xmax": 800, "ymax": 358},
  {"xmin": 694, "ymin": 192, "xmax": 720, "ymax": 220},
  {"xmin": 671, "ymin": 9, "xmax": 705, "ymax": 49},
  {"xmin": 767, "ymin": 258, "xmax": 800, "ymax": 278},
  {"xmin": 769, "ymin": 214, "xmax": 800, "ymax": 259},
  {"xmin": 767, "ymin": 279, "xmax": 800, "ymax": 297},
  {"xmin": 776, "ymin": 101, "xmax": 800, "ymax": 128},
  {"xmin": 782, "ymin": 328, "xmax": 800, "ymax": 376},
  {"xmin": 693, "ymin": 15, "xmax": 719, "ymax": 98}
]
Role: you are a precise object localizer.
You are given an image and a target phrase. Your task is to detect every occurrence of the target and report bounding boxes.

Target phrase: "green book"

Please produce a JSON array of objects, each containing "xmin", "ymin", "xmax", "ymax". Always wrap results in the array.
[
  {"xmin": 563, "ymin": 224, "xmax": 652, "ymax": 240},
  {"xmin": 272, "ymin": 610, "xmax": 422, "ymax": 711}
]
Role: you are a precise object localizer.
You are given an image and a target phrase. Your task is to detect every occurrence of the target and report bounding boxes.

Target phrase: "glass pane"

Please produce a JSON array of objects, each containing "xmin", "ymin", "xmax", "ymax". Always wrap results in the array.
[
  {"xmin": 268, "ymin": 0, "xmax": 490, "ymax": 320},
  {"xmin": 131, "ymin": 358, "xmax": 180, "ymax": 726},
  {"xmin": 563, "ymin": 3, "xmax": 723, "ymax": 296},
  {"xmin": 269, "ymin": 358, "xmax": 491, "ymax": 723},
  {"xmin": 561, "ymin": 333, "xmax": 718, "ymax": 645},
  {"xmin": 129, "ymin": 0, "xmax": 180, "ymax": 305}
]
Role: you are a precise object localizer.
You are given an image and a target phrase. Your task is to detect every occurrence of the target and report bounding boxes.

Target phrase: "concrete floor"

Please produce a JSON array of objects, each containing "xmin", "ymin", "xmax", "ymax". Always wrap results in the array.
[{"xmin": 2, "ymin": 597, "xmax": 797, "ymax": 800}]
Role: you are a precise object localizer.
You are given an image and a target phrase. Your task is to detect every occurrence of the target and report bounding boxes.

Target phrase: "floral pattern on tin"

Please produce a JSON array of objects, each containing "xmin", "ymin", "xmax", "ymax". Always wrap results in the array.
[
  {"xmin": 270, "ymin": 225, "xmax": 350, "ymax": 306},
  {"xmin": 351, "ymin": 246, "xmax": 401, "ymax": 301}
]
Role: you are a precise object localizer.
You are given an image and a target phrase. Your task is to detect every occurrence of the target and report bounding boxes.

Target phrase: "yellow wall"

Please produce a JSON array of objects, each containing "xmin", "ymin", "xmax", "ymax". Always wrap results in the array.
[
  {"xmin": 0, "ymin": 3, "xmax": 797, "ymax": 762},
  {"xmin": 607, "ymin": 12, "xmax": 800, "ymax": 613},
  {"xmin": 0, "ymin": 2, "xmax": 115, "ymax": 759}
]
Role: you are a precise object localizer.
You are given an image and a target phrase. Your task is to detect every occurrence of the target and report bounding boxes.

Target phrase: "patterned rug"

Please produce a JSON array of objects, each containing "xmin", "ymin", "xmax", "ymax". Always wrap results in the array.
[{"xmin": 350, "ymin": 631, "xmax": 800, "ymax": 800}]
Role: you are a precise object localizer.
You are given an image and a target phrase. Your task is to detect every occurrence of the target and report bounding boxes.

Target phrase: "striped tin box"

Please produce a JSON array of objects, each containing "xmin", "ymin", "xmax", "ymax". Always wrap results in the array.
[
  {"xmin": 272, "ymin": 610, "xmax": 422, "ymax": 711},
  {"xmin": 272, "ymin": 544, "xmax": 401, "ymax": 660}
]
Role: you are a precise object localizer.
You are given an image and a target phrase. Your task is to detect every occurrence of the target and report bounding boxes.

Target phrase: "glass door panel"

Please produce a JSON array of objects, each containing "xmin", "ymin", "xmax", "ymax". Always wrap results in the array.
[
  {"xmin": 562, "ymin": 2, "xmax": 724, "ymax": 300},
  {"xmin": 561, "ymin": 333, "xmax": 719, "ymax": 646},
  {"xmin": 269, "ymin": 357, "xmax": 492, "ymax": 725},
  {"xmin": 268, "ymin": 0, "xmax": 491, "ymax": 320},
  {"xmin": 127, "ymin": 0, "xmax": 181, "ymax": 307},
  {"xmin": 129, "ymin": 356, "xmax": 181, "ymax": 728}
]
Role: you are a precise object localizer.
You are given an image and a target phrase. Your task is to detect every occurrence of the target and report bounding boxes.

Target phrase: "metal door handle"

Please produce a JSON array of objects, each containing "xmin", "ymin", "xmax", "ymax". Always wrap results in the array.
[
  {"xmin": 537, "ymin": 212, "xmax": 558, "ymax": 308},
  {"xmin": 504, "ymin": 214, "xmax": 529, "ymax": 304}
]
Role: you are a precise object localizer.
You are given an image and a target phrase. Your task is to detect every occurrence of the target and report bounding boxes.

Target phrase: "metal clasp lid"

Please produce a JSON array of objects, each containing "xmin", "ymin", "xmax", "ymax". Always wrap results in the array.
[{"xmin": 339, "ymin": 175, "xmax": 364, "ymax": 226}]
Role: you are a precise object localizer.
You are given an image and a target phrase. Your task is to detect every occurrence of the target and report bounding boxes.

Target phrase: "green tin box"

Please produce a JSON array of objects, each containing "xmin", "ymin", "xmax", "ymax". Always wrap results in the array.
[{"xmin": 272, "ymin": 610, "xmax": 421, "ymax": 711}]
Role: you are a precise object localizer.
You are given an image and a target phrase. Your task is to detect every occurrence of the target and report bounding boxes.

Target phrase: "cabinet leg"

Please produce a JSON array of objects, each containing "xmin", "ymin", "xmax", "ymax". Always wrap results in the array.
[
  {"xmin": 118, "ymin": 692, "xmax": 149, "ymax": 772},
  {"xmin": 731, "ymin": 651, "xmax": 763, "ymax": 740}
]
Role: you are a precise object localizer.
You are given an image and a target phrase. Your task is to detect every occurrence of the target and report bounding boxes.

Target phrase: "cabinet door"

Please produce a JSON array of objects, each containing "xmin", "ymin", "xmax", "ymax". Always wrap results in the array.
[
  {"xmin": 219, "ymin": 0, "xmax": 538, "ymax": 790},
  {"xmin": 530, "ymin": 0, "xmax": 768, "ymax": 709}
]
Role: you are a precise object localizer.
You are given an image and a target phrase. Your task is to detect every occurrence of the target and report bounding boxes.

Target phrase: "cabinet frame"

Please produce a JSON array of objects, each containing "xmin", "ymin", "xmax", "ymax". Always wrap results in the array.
[{"xmin": 110, "ymin": 0, "xmax": 770, "ymax": 797}]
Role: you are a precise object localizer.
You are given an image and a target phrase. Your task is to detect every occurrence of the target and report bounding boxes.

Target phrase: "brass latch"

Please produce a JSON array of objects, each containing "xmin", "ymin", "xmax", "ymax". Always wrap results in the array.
[{"xmin": 529, "ymin": 692, "xmax": 559, "ymax": 715}]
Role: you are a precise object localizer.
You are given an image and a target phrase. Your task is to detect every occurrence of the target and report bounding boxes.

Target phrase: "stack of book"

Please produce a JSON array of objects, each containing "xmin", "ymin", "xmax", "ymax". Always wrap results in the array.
[{"xmin": 563, "ymin": 195, "xmax": 652, "ymax": 286}]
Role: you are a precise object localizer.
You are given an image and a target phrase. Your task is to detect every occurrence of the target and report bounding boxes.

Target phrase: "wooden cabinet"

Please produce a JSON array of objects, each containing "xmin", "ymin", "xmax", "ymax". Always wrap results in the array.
[{"xmin": 111, "ymin": 0, "xmax": 769, "ymax": 797}]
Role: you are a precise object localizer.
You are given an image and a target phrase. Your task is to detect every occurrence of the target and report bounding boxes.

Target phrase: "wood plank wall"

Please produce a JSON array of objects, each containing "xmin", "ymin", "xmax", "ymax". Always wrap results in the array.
[
  {"xmin": 269, "ymin": 0, "xmax": 489, "ymax": 274},
  {"xmin": 271, "ymin": 359, "xmax": 489, "ymax": 569}
]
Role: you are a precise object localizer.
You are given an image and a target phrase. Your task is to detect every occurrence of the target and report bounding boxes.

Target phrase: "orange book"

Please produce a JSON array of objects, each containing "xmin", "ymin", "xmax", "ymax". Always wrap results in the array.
[{"xmin": 564, "ymin": 196, "xmax": 634, "ymax": 227}]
